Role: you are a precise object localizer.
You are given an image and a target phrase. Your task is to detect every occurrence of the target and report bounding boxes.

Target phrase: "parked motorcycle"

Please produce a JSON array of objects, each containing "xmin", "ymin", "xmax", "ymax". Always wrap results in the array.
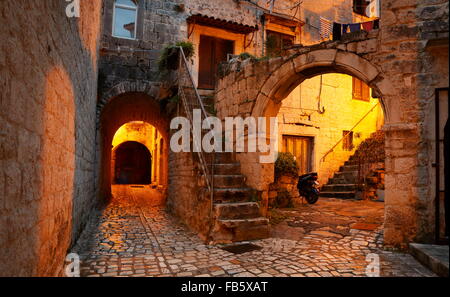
[{"xmin": 297, "ymin": 172, "xmax": 320, "ymax": 204}]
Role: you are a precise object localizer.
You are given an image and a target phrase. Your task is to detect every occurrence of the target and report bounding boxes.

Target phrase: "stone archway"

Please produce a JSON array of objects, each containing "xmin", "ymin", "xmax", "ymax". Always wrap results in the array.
[
  {"xmin": 215, "ymin": 36, "xmax": 428, "ymax": 248},
  {"xmin": 97, "ymin": 91, "xmax": 170, "ymax": 201}
]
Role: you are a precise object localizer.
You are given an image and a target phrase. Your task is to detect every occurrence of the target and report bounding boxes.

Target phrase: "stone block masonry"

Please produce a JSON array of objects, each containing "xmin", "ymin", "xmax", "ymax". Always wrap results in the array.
[
  {"xmin": 0, "ymin": 1, "xmax": 102, "ymax": 276},
  {"xmin": 215, "ymin": 0, "xmax": 449, "ymax": 248}
]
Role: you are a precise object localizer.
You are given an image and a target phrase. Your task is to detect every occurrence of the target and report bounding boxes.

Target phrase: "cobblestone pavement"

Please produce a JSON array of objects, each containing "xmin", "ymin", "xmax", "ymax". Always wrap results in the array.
[{"xmin": 71, "ymin": 186, "xmax": 436, "ymax": 277}]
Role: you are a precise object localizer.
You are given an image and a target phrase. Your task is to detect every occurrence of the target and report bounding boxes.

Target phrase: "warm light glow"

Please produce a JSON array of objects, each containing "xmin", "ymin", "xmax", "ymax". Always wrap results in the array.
[{"xmin": 112, "ymin": 122, "xmax": 164, "ymax": 186}]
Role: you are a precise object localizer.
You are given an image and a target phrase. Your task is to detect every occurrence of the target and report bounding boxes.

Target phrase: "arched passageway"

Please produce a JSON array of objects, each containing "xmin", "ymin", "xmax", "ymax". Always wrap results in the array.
[
  {"xmin": 97, "ymin": 91, "xmax": 170, "ymax": 201},
  {"xmin": 113, "ymin": 141, "xmax": 152, "ymax": 185}
]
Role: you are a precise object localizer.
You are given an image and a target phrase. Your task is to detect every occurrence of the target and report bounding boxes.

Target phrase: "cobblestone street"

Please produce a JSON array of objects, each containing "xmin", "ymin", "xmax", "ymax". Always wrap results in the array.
[{"xmin": 71, "ymin": 186, "xmax": 436, "ymax": 277}]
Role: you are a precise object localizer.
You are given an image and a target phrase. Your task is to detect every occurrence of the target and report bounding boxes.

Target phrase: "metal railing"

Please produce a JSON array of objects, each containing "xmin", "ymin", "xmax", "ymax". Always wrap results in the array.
[
  {"xmin": 177, "ymin": 46, "xmax": 214, "ymax": 208},
  {"xmin": 320, "ymin": 102, "xmax": 380, "ymax": 164}
]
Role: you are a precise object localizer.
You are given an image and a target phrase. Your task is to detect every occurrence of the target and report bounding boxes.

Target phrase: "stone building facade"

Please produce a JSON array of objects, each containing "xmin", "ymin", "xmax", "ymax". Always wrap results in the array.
[{"xmin": 215, "ymin": 0, "xmax": 449, "ymax": 248}]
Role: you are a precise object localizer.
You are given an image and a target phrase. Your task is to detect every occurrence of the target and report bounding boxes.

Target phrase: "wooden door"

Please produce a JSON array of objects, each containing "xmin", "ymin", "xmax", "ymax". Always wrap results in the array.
[
  {"xmin": 198, "ymin": 35, "xmax": 234, "ymax": 89},
  {"xmin": 282, "ymin": 136, "xmax": 313, "ymax": 175}
]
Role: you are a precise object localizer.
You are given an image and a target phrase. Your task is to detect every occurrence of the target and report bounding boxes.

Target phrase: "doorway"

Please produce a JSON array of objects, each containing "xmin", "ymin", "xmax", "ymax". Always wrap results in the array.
[
  {"xmin": 282, "ymin": 135, "xmax": 313, "ymax": 175},
  {"xmin": 198, "ymin": 35, "xmax": 234, "ymax": 89},
  {"xmin": 114, "ymin": 141, "xmax": 152, "ymax": 185}
]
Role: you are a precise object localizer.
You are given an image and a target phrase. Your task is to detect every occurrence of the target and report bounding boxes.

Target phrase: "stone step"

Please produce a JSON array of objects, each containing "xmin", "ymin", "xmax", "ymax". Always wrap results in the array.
[
  {"xmin": 201, "ymin": 95, "xmax": 215, "ymax": 106},
  {"xmin": 214, "ymin": 202, "xmax": 260, "ymax": 220},
  {"xmin": 213, "ymin": 163, "xmax": 241, "ymax": 175},
  {"xmin": 214, "ymin": 175, "xmax": 245, "ymax": 188},
  {"xmin": 198, "ymin": 89, "xmax": 215, "ymax": 97},
  {"xmin": 319, "ymin": 191, "xmax": 357, "ymax": 199},
  {"xmin": 322, "ymin": 183, "xmax": 358, "ymax": 192},
  {"xmin": 344, "ymin": 160, "xmax": 359, "ymax": 166},
  {"xmin": 333, "ymin": 171, "xmax": 358, "ymax": 183},
  {"xmin": 409, "ymin": 243, "xmax": 449, "ymax": 277},
  {"xmin": 212, "ymin": 152, "xmax": 235, "ymax": 164},
  {"xmin": 218, "ymin": 217, "xmax": 270, "ymax": 242},
  {"xmin": 213, "ymin": 188, "xmax": 254, "ymax": 203},
  {"xmin": 339, "ymin": 164, "xmax": 359, "ymax": 172}
]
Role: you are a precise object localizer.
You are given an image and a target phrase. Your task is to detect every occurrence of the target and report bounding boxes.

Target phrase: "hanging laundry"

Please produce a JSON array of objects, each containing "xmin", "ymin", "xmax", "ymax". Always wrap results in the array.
[
  {"xmin": 373, "ymin": 19, "xmax": 380, "ymax": 29},
  {"xmin": 342, "ymin": 24, "xmax": 349, "ymax": 34},
  {"xmin": 362, "ymin": 21, "xmax": 374, "ymax": 32},
  {"xmin": 349, "ymin": 23, "xmax": 361, "ymax": 32},
  {"xmin": 332, "ymin": 22, "xmax": 342, "ymax": 41},
  {"xmin": 320, "ymin": 17, "xmax": 333, "ymax": 40}
]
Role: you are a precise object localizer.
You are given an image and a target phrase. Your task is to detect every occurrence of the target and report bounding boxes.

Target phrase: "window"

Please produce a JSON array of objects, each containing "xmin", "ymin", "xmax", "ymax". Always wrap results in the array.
[
  {"xmin": 352, "ymin": 77, "xmax": 371, "ymax": 101},
  {"xmin": 342, "ymin": 131, "xmax": 354, "ymax": 151},
  {"xmin": 353, "ymin": 0, "xmax": 370, "ymax": 16},
  {"xmin": 266, "ymin": 30, "xmax": 294, "ymax": 57},
  {"xmin": 113, "ymin": 0, "xmax": 138, "ymax": 39}
]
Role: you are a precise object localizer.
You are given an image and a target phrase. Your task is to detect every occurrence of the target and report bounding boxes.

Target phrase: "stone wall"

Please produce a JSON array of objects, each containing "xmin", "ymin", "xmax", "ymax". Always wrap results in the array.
[
  {"xmin": 215, "ymin": 0, "xmax": 449, "ymax": 248},
  {"xmin": 380, "ymin": 0, "xmax": 449, "ymax": 246},
  {"xmin": 166, "ymin": 149, "xmax": 212, "ymax": 241},
  {"xmin": 0, "ymin": 0, "xmax": 101, "ymax": 276}
]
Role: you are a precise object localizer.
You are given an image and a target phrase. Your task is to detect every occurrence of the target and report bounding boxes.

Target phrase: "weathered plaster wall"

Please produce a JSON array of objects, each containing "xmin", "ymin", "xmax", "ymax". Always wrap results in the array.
[{"xmin": 0, "ymin": 0, "xmax": 102, "ymax": 276}]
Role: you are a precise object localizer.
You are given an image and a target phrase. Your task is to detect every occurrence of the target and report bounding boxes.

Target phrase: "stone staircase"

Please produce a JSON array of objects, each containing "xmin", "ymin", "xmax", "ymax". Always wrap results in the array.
[
  {"xmin": 320, "ymin": 156, "xmax": 360, "ymax": 199},
  {"xmin": 320, "ymin": 131, "xmax": 385, "ymax": 200},
  {"xmin": 198, "ymin": 89, "xmax": 216, "ymax": 116},
  {"xmin": 208, "ymin": 152, "xmax": 269, "ymax": 244}
]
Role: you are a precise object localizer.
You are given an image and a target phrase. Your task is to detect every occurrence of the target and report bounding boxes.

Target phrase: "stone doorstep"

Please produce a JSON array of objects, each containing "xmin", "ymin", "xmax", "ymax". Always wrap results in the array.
[{"xmin": 409, "ymin": 243, "xmax": 449, "ymax": 277}]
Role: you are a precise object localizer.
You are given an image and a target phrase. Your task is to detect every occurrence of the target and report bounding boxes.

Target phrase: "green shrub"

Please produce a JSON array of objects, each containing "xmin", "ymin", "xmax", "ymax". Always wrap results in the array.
[
  {"xmin": 238, "ymin": 52, "xmax": 257, "ymax": 61},
  {"xmin": 158, "ymin": 41, "xmax": 195, "ymax": 73},
  {"xmin": 275, "ymin": 152, "xmax": 299, "ymax": 178}
]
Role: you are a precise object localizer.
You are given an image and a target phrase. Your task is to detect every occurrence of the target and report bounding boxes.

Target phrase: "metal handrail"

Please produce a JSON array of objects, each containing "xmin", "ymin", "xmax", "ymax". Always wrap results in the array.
[
  {"xmin": 177, "ymin": 46, "xmax": 214, "ymax": 199},
  {"xmin": 320, "ymin": 102, "xmax": 380, "ymax": 163}
]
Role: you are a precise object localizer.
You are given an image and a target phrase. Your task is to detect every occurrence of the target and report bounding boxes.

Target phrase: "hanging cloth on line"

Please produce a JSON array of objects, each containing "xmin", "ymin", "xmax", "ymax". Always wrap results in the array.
[
  {"xmin": 320, "ymin": 17, "xmax": 333, "ymax": 40},
  {"xmin": 332, "ymin": 22, "xmax": 342, "ymax": 41},
  {"xmin": 349, "ymin": 23, "xmax": 361, "ymax": 32},
  {"xmin": 362, "ymin": 21, "xmax": 374, "ymax": 32},
  {"xmin": 342, "ymin": 24, "xmax": 350, "ymax": 34}
]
